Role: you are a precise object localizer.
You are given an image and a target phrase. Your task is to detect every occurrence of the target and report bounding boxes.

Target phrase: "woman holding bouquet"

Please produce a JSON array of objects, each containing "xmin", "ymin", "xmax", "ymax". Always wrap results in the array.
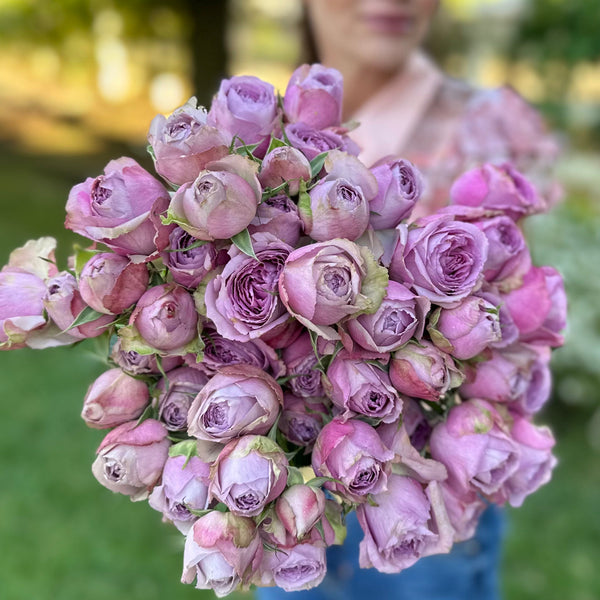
[{"xmin": 257, "ymin": 0, "xmax": 559, "ymax": 598}]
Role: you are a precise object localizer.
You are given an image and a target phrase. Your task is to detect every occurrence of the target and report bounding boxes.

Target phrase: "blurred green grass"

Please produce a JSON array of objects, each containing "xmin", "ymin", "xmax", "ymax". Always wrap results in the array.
[{"xmin": 0, "ymin": 145, "xmax": 599, "ymax": 600}]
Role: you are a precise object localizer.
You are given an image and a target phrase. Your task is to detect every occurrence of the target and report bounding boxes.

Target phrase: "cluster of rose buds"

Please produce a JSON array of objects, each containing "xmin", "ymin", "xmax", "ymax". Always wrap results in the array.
[{"xmin": 0, "ymin": 64, "xmax": 566, "ymax": 596}]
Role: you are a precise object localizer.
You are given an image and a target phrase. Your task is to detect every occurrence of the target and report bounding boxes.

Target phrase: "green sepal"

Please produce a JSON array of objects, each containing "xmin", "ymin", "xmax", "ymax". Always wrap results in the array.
[
  {"xmin": 72, "ymin": 245, "xmax": 101, "ymax": 277},
  {"xmin": 286, "ymin": 466, "xmax": 305, "ymax": 487},
  {"xmin": 266, "ymin": 136, "xmax": 288, "ymax": 154},
  {"xmin": 169, "ymin": 439, "xmax": 199, "ymax": 466}
]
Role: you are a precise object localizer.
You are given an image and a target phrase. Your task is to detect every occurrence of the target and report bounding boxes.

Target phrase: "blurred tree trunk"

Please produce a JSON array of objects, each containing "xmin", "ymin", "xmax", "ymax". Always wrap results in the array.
[{"xmin": 182, "ymin": 0, "xmax": 230, "ymax": 107}]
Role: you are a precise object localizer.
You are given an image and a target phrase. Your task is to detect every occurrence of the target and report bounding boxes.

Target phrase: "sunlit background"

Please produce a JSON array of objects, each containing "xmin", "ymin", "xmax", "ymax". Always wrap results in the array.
[{"xmin": 0, "ymin": 1, "xmax": 599, "ymax": 599}]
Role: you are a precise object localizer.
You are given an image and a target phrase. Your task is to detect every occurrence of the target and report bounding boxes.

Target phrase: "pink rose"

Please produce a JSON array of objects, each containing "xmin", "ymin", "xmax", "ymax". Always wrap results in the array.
[{"xmin": 259, "ymin": 146, "xmax": 311, "ymax": 196}]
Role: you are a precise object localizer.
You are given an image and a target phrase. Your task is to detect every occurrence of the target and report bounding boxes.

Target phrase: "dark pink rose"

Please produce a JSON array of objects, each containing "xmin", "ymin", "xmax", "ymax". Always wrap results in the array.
[
  {"xmin": 284, "ymin": 63, "xmax": 343, "ymax": 130},
  {"xmin": 128, "ymin": 283, "xmax": 198, "ymax": 352},
  {"xmin": 429, "ymin": 400, "xmax": 520, "ymax": 498},
  {"xmin": 187, "ymin": 365, "xmax": 283, "ymax": 443},
  {"xmin": 157, "ymin": 366, "xmax": 210, "ymax": 431},
  {"xmin": 389, "ymin": 340, "xmax": 463, "ymax": 402},
  {"xmin": 390, "ymin": 215, "xmax": 488, "ymax": 308},
  {"xmin": 205, "ymin": 233, "xmax": 292, "ymax": 341},
  {"xmin": 504, "ymin": 265, "xmax": 566, "ymax": 347},
  {"xmin": 148, "ymin": 455, "xmax": 211, "ymax": 534},
  {"xmin": 182, "ymin": 511, "xmax": 262, "ymax": 597},
  {"xmin": 450, "ymin": 162, "xmax": 544, "ymax": 221},
  {"xmin": 81, "ymin": 368, "xmax": 149, "ymax": 429},
  {"xmin": 312, "ymin": 417, "xmax": 394, "ymax": 502},
  {"xmin": 207, "ymin": 75, "xmax": 279, "ymax": 150},
  {"xmin": 259, "ymin": 146, "xmax": 311, "ymax": 196},
  {"xmin": 65, "ymin": 157, "xmax": 171, "ymax": 256},
  {"xmin": 369, "ymin": 158, "xmax": 422, "ymax": 229},
  {"xmin": 79, "ymin": 253, "xmax": 149, "ymax": 314},
  {"xmin": 147, "ymin": 97, "xmax": 229, "ymax": 186},
  {"xmin": 209, "ymin": 435, "xmax": 288, "ymax": 517},
  {"xmin": 91, "ymin": 419, "xmax": 170, "ymax": 501},
  {"xmin": 357, "ymin": 475, "xmax": 453, "ymax": 573},
  {"xmin": 167, "ymin": 154, "xmax": 261, "ymax": 241},
  {"xmin": 346, "ymin": 281, "xmax": 430, "ymax": 353}
]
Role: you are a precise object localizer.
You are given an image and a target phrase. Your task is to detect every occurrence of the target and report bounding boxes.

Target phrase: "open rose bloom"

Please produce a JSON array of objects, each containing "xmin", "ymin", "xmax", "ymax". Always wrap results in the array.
[{"xmin": 0, "ymin": 65, "xmax": 566, "ymax": 596}]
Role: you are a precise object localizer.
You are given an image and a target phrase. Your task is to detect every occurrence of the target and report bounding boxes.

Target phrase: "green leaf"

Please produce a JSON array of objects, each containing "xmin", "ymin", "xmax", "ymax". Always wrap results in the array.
[
  {"xmin": 73, "ymin": 245, "xmax": 100, "ymax": 277},
  {"xmin": 231, "ymin": 229, "xmax": 257, "ymax": 259},
  {"xmin": 63, "ymin": 306, "xmax": 106, "ymax": 333},
  {"xmin": 286, "ymin": 466, "xmax": 305, "ymax": 487},
  {"xmin": 136, "ymin": 402, "xmax": 156, "ymax": 426},
  {"xmin": 267, "ymin": 414, "xmax": 281, "ymax": 443},
  {"xmin": 309, "ymin": 152, "xmax": 329, "ymax": 179},
  {"xmin": 163, "ymin": 240, "xmax": 208, "ymax": 253},
  {"xmin": 213, "ymin": 502, "xmax": 229, "ymax": 513},
  {"xmin": 266, "ymin": 136, "xmax": 288, "ymax": 154}
]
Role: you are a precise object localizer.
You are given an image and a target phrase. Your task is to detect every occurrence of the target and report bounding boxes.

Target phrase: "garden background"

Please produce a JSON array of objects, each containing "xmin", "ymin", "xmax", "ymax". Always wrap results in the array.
[{"xmin": 0, "ymin": 1, "xmax": 598, "ymax": 599}]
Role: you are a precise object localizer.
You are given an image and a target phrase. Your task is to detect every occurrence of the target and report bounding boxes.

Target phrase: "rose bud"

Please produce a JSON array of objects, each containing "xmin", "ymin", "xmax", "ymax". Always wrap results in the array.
[
  {"xmin": 429, "ymin": 399, "xmax": 520, "ymax": 497},
  {"xmin": 110, "ymin": 338, "xmax": 183, "ymax": 375},
  {"xmin": 0, "ymin": 237, "xmax": 57, "ymax": 350},
  {"xmin": 275, "ymin": 484, "xmax": 326, "ymax": 542},
  {"xmin": 326, "ymin": 351, "xmax": 402, "ymax": 423},
  {"xmin": 431, "ymin": 296, "xmax": 502, "ymax": 360},
  {"xmin": 499, "ymin": 415, "xmax": 557, "ymax": 508},
  {"xmin": 475, "ymin": 215, "xmax": 531, "ymax": 288},
  {"xmin": 285, "ymin": 122, "xmax": 359, "ymax": 161},
  {"xmin": 450, "ymin": 162, "xmax": 544, "ymax": 221},
  {"xmin": 346, "ymin": 281, "xmax": 430, "ymax": 353},
  {"xmin": 65, "ymin": 157, "xmax": 172, "ymax": 256},
  {"xmin": 282, "ymin": 332, "xmax": 324, "ymax": 398},
  {"xmin": 81, "ymin": 368, "xmax": 150, "ymax": 429},
  {"xmin": 357, "ymin": 476, "xmax": 453, "ymax": 573},
  {"xmin": 79, "ymin": 253, "xmax": 149, "ymax": 315},
  {"xmin": 284, "ymin": 63, "xmax": 343, "ymax": 130},
  {"xmin": 301, "ymin": 177, "xmax": 370, "ymax": 242},
  {"xmin": 279, "ymin": 393, "xmax": 328, "ymax": 449},
  {"xmin": 157, "ymin": 366, "xmax": 210, "ymax": 431},
  {"xmin": 369, "ymin": 158, "xmax": 422, "ymax": 229},
  {"xmin": 256, "ymin": 542, "xmax": 327, "ymax": 593},
  {"xmin": 147, "ymin": 96, "xmax": 229, "ymax": 186},
  {"xmin": 259, "ymin": 146, "xmax": 311, "ymax": 196},
  {"xmin": 162, "ymin": 227, "xmax": 217, "ymax": 289},
  {"xmin": 389, "ymin": 340, "xmax": 463, "ymax": 402},
  {"xmin": 205, "ymin": 233, "xmax": 292, "ymax": 341},
  {"xmin": 247, "ymin": 194, "xmax": 303, "ymax": 247},
  {"xmin": 440, "ymin": 482, "xmax": 487, "ymax": 543},
  {"xmin": 182, "ymin": 511, "xmax": 262, "ymax": 597},
  {"xmin": 312, "ymin": 417, "xmax": 394, "ymax": 502},
  {"xmin": 128, "ymin": 283, "xmax": 198, "ymax": 353},
  {"xmin": 148, "ymin": 455, "xmax": 211, "ymax": 534},
  {"xmin": 167, "ymin": 154, "xmax": 261, "ymax": 241},
  {"xmin": 209, "ymin": 435, "xmax": 289, "ymax": 517},
  {"xmin": 504, "ymin": 265, "xmax": 567, "ymax": 347},
  {"xmin": 91, "ymin": 419, "xmax": 170, "ymax": 501},
  {"xmin": 279, "ymin": 238, "xmax": 388, "ymax": 341},
  {"xmin": 477, "ymin": 286, "xmax": 519, "ymax": 349},
  {"xmin": 207, "ymin": 75, "xmax": 279, "ymax": 152},
  {"xmin": 187, "ymin": 364, "xmax": 283, "ymax": 443},
  {"xmin": 44, "ymin": 271, "xmax": 113, "ymax": 339},
  {"xmin": 390, "ymin": 214, "xmax": 488, "ymax": 308}
]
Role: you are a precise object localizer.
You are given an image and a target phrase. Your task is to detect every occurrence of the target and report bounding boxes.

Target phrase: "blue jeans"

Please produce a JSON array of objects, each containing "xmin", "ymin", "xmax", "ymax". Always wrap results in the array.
[{"xmin": 256, "ymin": 506, "xmax": 504, "ymax": 600}]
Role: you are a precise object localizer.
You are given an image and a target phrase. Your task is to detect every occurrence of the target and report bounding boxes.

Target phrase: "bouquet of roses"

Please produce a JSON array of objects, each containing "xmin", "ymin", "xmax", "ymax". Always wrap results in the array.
[{"xmin": 0, "ymin": 64, "xmax": 566, "ymax": 596}]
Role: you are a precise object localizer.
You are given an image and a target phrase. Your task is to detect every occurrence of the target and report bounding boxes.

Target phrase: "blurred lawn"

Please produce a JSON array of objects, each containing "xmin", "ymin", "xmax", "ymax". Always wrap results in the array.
[{"xmin": 0, "ymin": 145, "xmax": 599, "ymax": 600}]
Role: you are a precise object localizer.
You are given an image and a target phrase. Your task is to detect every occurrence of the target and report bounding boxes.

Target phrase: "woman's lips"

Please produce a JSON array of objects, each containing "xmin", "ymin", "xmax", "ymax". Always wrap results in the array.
[{"xmin": 362, "ymin": 14, "xmax": 416, "ymax": 34}]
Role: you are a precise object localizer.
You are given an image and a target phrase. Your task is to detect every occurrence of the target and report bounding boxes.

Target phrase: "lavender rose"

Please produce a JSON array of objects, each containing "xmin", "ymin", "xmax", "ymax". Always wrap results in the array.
[
  {"xmin": 282, "ymin": 332, "xmax": 324, "ymax": 398},
  {"xmin": 182, "ymin": 511, "xmax": 262, "ymax": 597},
  {"xmin": 166, "ymin": 154, "xmax": 261, "ymax": 241},
  {"xmin": 284, "ymin": 63, "xmax": 343, "ymax": 130},
  {"xmin": 81, "ymin": 368, "xmax": 150, "ymax": 429},
  {"xmin": 369, "ymin": 158, "xmax": 422, "ymax": 229},
  {"xmin": 390, "ymin": 215, "xmax": 488, "ymax": 308},
  {"xmin": 65, "ymin": 157, "xmax": 171, "ymax": 256},
  {"xmin": 91, "ymin": 419, "xmax": 170, "ymax": 501},
  {"xmin": 312, "ymin": 417, "xmax": 394, "ymax": 502},
  {"xmin": 346, "ymin": 281, "xmax": 430, "ymax": 353},
  {"xmin": 79, "ymin": 253, "xmax": 149, "ymax": 314},
  {"xmin": 357, "ymin": 476, "xmax": 453, "ymax": 573},
  {"xmin": 147, "ymin": 96, "xmax": 229, "ymax": 185},
  {"xmin": 278, "ymin": 393, "xmax": 328, "ymax": 448},
  {"xmin": 163, "ymin": 227, "xmax": 217, "ymax": 289},
  {"xmin": 279, "ymin": 238, "xmax": 388, "ymax": 340},
  {"xmin": 209, "ymin": 435, "xmax": 288, "ymax": 517},
  {"xmin": 205, "ymin": 233, "xmax": 292, "ymax": 341},
  {"xmin": 148, "ymin": 454, "xmax": 211, "ymax": 533},
  {"xmin": 285, "ymin": 122, "xmax": 359, "ymax": 161},
  {"xmin": 247, "ymin": 193, "xmax": 303, "ymax": 247},
  {"xmin": 187, "ymin": 364, "xmax": 283, "ymax": 442},
  {"xmin": 110, "ymin": 338, "xmax": 183, "ymax": 375},
  {"xmin": 157, "ymin": 366, "xmax": 210, "ymax": 431}
]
